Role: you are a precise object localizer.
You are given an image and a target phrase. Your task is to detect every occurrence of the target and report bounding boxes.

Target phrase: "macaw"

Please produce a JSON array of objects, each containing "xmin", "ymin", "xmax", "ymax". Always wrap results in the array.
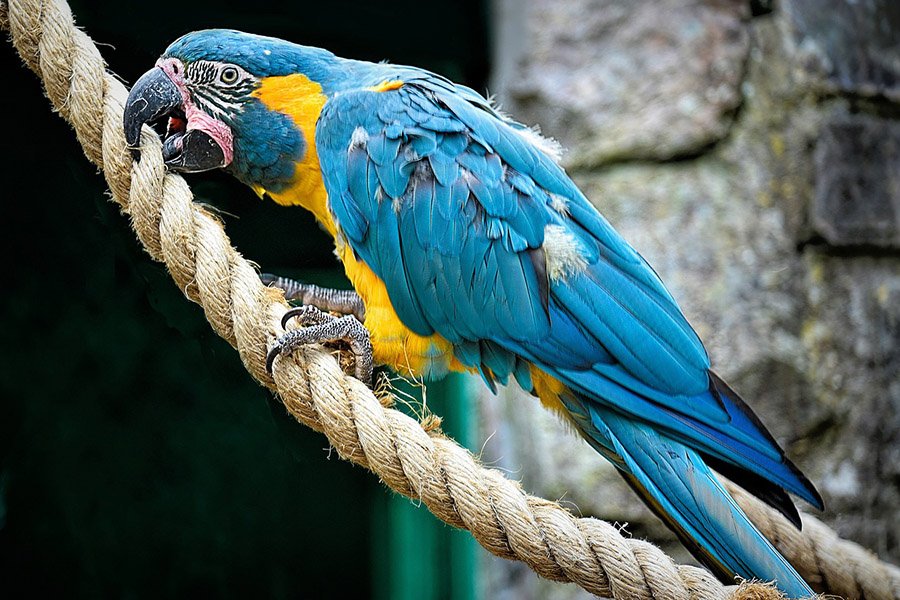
[{"xmin": 124, "ymin": 30, "xmax": 823, "ymax": 597}]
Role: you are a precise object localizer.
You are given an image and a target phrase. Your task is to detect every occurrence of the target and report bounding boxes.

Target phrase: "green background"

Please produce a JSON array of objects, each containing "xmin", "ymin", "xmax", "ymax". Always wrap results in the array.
[{"xmin": 0, "ymin": 1, "xmax": 488, "ymax": 597}]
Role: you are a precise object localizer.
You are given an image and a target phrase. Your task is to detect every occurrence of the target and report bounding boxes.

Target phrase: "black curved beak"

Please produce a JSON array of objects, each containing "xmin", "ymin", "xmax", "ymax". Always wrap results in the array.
[
  {"xmin": 124, "ymin": 67, "xmax": 228, "ymax": 172},
  {"xmin": 124, "ymin": 67, "xmax": 183, "ymax": 161}
]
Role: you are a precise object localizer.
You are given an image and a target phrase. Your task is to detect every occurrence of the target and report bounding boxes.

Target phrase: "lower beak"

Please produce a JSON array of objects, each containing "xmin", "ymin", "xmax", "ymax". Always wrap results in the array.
[
  {"xmin": 161, "ymin": 126, "xmax": 228, "ymax": 173},
  {"xmin": 124, "ymin": 66, "xmax": 229, "ymax": 173}
]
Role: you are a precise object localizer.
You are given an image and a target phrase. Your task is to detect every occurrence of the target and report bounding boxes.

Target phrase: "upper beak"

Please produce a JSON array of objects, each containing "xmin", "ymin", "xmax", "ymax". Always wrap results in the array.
[
  {"xmin": 124, "ymin": 66, "xmax": 229, "ymax": 172},
  {"xmin": 124, "ymin": 67, "xmax": 183, "ymax": 160}
]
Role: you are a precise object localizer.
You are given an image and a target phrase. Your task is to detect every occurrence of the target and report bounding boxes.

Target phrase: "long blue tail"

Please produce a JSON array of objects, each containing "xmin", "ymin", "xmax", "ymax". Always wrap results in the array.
[{"xmin": 562, "ymin": 389, "xmax": 815, "ymax": 599}]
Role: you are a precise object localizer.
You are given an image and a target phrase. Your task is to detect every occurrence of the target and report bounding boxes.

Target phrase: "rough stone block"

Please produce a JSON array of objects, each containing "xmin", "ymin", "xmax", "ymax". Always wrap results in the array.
[
  {"xmin": 812, "ymin": 113, "xmax": 900, "ymax": 248},
  {"xmin": 785, "ymin": 0, "xmax": 900, "ymax": 100},
  {"xmin": 505, "ymin": 0, "xmax": 750, "ymax": 167}
]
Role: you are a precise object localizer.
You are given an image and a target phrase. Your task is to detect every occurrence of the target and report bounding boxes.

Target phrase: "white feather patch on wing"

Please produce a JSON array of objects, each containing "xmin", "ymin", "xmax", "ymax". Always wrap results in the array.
[
  {"xmin": 550, "ymin": 193, "xmax": 570, "ymax": 216},
  {"xmin": 515, "ymin": 125, "xmax": 564, "ymax": 163},
  {"xmin": 349, "ymin": 126, "xmax": 369, "ymax": 150},
  {"xmin": 543, "ymin": 224, "xmax": 588, "ymax": 280}
]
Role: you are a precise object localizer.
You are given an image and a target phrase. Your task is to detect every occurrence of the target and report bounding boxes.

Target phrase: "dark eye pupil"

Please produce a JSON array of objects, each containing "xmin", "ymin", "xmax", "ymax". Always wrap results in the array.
[{"xmin": 222, "ymin": 68, "xmax": 237, "ymax": 83}]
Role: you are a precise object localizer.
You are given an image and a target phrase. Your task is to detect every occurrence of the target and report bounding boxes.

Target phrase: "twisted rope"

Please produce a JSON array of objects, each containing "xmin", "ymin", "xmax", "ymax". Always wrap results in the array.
[{"xmin": 3, "ymin": 1, "xmax": 898, "ymax": 598}]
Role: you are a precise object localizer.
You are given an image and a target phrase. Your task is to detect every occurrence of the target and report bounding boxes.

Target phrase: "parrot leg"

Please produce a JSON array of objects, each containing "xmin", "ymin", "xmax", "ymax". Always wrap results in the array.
[
  {"xmin": 261, "ymin": 274, "xmax": 365, "ymax": 323},
  {"xmin": 266, "ymin": 305, "xmax": 373, "ymax": 386}
]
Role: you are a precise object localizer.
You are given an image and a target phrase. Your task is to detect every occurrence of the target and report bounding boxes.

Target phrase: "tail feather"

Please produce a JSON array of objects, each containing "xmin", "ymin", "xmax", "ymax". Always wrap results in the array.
[
  {"xmin": 703, "ymin": 454, "xmax": 802, "ymax": 530},
  {"xmin": 561, "ymin": 389, "xmax": 815, "ymax": 598},
  {"xmin": 708, "ymin": 372, "xmax": 824, "ymax": 513},
  {"xmin": 554, "ymin": 363, "xmax": 824, "ymax": 511}
]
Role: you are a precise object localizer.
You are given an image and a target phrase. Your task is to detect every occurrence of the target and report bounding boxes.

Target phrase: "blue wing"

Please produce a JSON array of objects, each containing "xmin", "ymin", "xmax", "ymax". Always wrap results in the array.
[
  {"xmin": 317, "ymin": 72, "xmax": 706, "ymax": 381},
  {"xmin": 314, "ymin": 67, "xmax": 820, "ymax": 592}
]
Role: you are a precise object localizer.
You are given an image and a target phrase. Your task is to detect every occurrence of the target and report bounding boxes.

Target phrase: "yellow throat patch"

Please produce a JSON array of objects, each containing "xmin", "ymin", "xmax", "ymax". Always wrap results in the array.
[{"xmin": 251, "ymin": 74, "xmax": 334, "ymax": 233}]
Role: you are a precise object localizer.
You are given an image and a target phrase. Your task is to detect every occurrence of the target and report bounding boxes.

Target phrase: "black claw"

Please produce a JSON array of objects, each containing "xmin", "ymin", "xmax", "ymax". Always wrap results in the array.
[
  {"xmin": 281, "ymin": 306, "xmax": 306, "ymax": 329},
  {"xmin": 266, "ymin": 343, "xmax": 282, "ymax": 375}
]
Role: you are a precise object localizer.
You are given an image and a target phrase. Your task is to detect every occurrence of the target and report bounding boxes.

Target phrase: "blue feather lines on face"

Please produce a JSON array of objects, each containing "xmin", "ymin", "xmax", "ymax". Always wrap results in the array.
[{"xmin": 183, "ymin": 60, "xmax": 259, "ymax": 125}]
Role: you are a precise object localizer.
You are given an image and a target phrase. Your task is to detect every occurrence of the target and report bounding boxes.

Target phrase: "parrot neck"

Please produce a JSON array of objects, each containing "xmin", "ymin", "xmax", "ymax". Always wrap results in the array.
[
  {"xmin": 234, "ymin": 72, "xmax": 335, "ymax": 233},
  {"xmin": 224, "ymin": 44, "xmax": 357, "ymax": 200}
]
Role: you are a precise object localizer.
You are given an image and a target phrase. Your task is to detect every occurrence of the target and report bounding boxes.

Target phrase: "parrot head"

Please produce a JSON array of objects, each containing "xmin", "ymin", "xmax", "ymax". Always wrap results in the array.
[{"xmin": 124, "ymin": 29, "xmax": 339, "ymax": 191}]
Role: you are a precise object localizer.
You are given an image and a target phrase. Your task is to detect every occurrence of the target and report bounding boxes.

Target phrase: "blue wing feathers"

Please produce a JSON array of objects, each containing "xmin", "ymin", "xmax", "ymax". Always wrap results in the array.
[
  {"xmin": 411, "ymin": 175, "xmax": 436, "ymax": 247},
  {"xmin": 554, "ymin": 364, "xmax": 818, "ymax": 504},
  {"xmin": 408, "ymin": 132, "xmax": 438, "ymax": 157},
  {"xmin": 513, "ymin": 357, "xmax": 534, "ymax": 391},
  {"xmin": 480, "ymin": 340, "xmax": 515, "ymax": 385},
  {"xmin": 367, "ymin": 131, "xmax": 401, "ymax": 165},
  {"xmin": 346, "ymin": 146, "xmax": 377, "ymax": 220},
  {"xmin": 427, "ymin": 152, "xmax": 457, "ymax": 187},
  {"xmin": 334, "ymin": 190, "xmax": 367, "ymax": 242},
  {"xmin": 315, "ymin": 63, "xmax": 820, "ymax": 594},
  {"xmin": 437, "ymin": 132, "xmax": 468, "ymax": 155}
]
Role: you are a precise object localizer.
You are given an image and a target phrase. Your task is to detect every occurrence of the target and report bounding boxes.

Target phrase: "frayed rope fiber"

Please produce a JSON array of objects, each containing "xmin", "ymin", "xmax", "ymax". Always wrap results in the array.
[{"xmin": 3, "ymin": 1, "xmax": 898, "ymax": 598}]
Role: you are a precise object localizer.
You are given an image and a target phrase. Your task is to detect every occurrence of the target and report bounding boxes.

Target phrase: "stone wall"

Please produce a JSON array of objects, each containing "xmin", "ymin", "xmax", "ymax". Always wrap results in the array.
[{"xmin": 481, "ymin": 0, "xmax": 900, "ymax": 596}]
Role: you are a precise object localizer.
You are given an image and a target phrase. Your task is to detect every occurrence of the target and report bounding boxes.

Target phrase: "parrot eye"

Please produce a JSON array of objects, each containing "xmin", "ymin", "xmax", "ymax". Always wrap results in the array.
[{"xmin": 220, "ymin": 66, "xmax": 239, "ymax": 85}]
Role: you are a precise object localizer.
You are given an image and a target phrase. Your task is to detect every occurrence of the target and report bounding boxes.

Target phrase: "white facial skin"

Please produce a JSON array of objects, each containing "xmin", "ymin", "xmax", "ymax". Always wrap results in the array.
[{"xmin": 156, "ymin": 56, "xmax": 236, "ymax": 166}]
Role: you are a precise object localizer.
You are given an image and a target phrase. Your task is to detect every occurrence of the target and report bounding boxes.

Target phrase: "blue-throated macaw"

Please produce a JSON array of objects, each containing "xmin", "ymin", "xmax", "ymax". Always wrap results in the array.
[{"xmin": 123, "ymin": 30, "xmax": 823, "ymax": 597}]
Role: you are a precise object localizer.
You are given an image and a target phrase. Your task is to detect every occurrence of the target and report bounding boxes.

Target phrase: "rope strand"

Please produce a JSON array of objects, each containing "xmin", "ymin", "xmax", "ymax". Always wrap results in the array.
[{"xmin": 3, "ymin": 2, "xmax": 898, "ymax": 598}]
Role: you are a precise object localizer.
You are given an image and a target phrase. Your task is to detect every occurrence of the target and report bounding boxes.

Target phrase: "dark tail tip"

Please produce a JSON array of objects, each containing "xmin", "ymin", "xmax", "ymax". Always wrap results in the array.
[{"xmin": 709, "ymin": 371, "xmax": 825, "ymax": 514}]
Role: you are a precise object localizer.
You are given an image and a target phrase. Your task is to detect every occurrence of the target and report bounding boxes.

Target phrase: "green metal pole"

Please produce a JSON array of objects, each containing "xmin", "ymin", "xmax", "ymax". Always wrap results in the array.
[{"xmin": 373, "ymin": 373, "xmax": 479, "ymax": 600}]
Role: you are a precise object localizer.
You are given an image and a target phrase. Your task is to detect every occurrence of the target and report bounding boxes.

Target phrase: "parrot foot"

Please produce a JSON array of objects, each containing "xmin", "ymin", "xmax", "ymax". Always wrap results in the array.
[
  {"xmin": 261, "ymin": 274, "xmax": 365, "ymax": 323},
  {"xmin": 267, "ymin": 305, "xmax": 373, "ymax": 386}
]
